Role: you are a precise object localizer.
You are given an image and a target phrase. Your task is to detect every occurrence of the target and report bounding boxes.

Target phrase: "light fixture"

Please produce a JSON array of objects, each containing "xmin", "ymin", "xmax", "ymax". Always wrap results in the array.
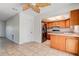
[
  {"xmin": 47, "ymin": 15, "xmax": 65, "ymax": 21},
  {"xmin": 55, "ymin": 15, "xmax": 65, "ymax": 20},
  {"xmin": 31, "ymin": 3, "xmax": 36, "ymax": 6},
  {"xmin": 47, "ymin": 17, "xmax": 56, "ymax": 21}
]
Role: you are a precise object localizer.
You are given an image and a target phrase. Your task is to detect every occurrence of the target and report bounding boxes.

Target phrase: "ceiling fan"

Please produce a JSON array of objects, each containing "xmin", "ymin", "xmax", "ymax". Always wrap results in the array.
[{"xmin": 22, "ymin": 3, "xmax": 51, "ymax": 13}]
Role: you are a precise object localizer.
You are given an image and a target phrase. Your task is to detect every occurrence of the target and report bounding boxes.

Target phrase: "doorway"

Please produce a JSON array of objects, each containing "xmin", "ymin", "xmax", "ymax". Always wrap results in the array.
[{"xmin": 41, "ymin": 21, "xmax": 48, "ymax": 42}]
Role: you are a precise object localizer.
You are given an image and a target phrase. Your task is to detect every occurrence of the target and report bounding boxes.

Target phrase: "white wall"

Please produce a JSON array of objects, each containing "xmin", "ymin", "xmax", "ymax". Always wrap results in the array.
[
  {"xmin": 19, "ymin": 10, "xmax": 42, "ymax": 44},
  {"xmin": 33, "ymin": 14, "xmax": 42, "ymax": 43},
  {"xmin": 0, "ymin": 21, "xmax": 5, "ymax": 37},
  {"xmin": 5, "ymin": 10, "xmax": 42, "ymax": 44},
  {"xmin": 6, "ymin": 14, "xmax": 19, "ymax": 44},
  {"xmin": 19, "ymin": 10, "xmax": 36, "ymax": 44}
]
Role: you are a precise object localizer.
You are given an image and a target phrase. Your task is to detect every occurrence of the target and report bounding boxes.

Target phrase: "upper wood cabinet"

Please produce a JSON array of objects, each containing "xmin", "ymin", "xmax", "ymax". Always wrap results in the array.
[
  {"xmin": 55, "ymin": 21, "xmax": 66, "ymax": 28},
  {"xmin": 47, "ymin": 20, "xmax": 66, "ymax": 28},
  {"xmin": 65, "ymin": 19, "xmax": 70, "ymax": 28},
  {"xmin": 42, "ymin": 18, "xmax": 70, "ymax": 28},
  {"xmin": 48, "ymin": 22, "xmax": 55, "ymax": 28},
  {"xmin": 70, "ymin": 9, "xmax": 79, "ymax": 25}
]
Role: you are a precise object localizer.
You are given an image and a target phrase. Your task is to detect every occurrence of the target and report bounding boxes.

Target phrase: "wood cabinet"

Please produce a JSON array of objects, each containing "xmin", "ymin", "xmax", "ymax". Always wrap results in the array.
[
  {"xmin": 46, "ymin": 20, "xmax": 66, "ymax": 28},
  {"xmin": 50, "ymin": 35, "xmax": 58, "ymax": 49},
  {"xmin": 66, "ymin": 37, "xmax": 79, "ymax": 54},
  {"xmin": 42, "ymin": 19, "xmax": 70, "ymax": 29},
  {"xmin": 48, "ymin": 22, "xmax": 54, "ymax": 28},
  {"xmin": 70, "ymin": 9, "xmax": 79, "ymax": 25},
  {"xmin": 66, "ymin": 19, "xmax": 70, "ymax": 28},
  {"xmin": 50, "ymin": 35, "xmax": 66, "ymax": 51},
  {"xmin": 55, "ymin": 21, "xmax": 66, "ymax": 27},
  {"xmin": 50, "ymin": 34, "xmax": 79, "ymax": 55}
]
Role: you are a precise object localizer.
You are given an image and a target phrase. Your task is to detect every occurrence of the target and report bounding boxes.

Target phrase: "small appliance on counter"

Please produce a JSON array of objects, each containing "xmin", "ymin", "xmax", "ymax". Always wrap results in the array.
[
  {"xmin": 47, "ymin": 26, "xmax": 60, "ymax": 32},
  {"xmin": 73, "ymin": 25, "xmax": 79, "ymax": 33},
  {"xmin": 47, "ymin": 26, "xmax": 72, "ymax": 33}
]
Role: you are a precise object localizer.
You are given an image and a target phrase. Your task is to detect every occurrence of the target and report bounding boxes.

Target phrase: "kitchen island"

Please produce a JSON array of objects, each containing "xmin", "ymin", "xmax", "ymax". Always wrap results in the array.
[{"xmin": 48, "ymin": 31, "xmax": 79, "ymax": 55}]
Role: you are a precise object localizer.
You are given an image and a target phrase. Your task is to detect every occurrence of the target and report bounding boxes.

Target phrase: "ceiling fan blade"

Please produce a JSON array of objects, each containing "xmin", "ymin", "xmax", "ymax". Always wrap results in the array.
[
  {"xmin": 36, "ymin": 3, "xmax": 50, "ymax": 7},
  {"xmin": 22, "ymin": 3, "xmax": 50, "ymax": 13},
  {"xmin": 22, "ymin": 3, "xmax": 31, "ymax": 10},
  {"xmin": 32, "ymin": 6, "xmax": 40, "ymax": 13}
]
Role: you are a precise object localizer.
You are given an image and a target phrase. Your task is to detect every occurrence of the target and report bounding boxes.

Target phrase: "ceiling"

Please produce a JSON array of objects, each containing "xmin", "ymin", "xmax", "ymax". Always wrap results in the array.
[
  {"xmin": 0, "ymin": 3, "xmax": 22, "ymax": 21},
  {"xmin": 40, "ymin": 3, "xmax": 79, "ymax": 19},
  {"xmin": 0, "ymin": 3, "xmax": 79, "ymax": 21}
]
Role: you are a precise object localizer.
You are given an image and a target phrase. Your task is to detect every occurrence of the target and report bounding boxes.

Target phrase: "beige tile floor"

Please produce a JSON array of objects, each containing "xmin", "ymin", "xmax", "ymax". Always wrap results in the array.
[{"xmin": 0, "ymin": 37, "xmax": 74, "ymax": 56}]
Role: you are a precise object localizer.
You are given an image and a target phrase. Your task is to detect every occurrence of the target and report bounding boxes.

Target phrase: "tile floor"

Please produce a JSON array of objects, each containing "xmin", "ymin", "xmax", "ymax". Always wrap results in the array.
[{"xmin": 0, "ymin": 38, "xmax": 74, "ymax": 56}]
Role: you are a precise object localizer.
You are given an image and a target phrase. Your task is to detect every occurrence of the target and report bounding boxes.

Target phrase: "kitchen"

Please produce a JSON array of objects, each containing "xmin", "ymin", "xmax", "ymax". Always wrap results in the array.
[{"xmin": 42, "ymin": 9, "xmax": 79, "ymax": 55}]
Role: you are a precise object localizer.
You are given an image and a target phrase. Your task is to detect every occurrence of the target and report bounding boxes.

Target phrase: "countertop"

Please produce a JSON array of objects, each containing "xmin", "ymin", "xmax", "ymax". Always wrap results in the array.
[{"xmin": 48, "ymin": 31, "xmax": 79, "ymax": 37}]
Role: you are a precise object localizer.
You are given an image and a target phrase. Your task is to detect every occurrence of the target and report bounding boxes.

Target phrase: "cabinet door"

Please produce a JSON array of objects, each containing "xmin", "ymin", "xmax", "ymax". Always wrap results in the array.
[
  {"xmin": 66, "ymin": 37, "xmax": 79, "ymax": 54},
  {"xmin": 70, "ymin": 9, "xmax": 79, "ymax": 25},
  {"xmin": 57, "ymin": 36, "xmax": 66, "ymax": 51},
  {"xmin": 48, "ymin": 22, "xmax": 55, "ymax": 28},
  {"xmin": 66, "ymin": 19, "xmax": 70, "ymax": 28},
  {"xmin": 55, "ymin": 21, "xmax": 66, "ymax": 28},
  {"xmin": 48, "ymin": 23, "xmax": 52, "ymax": 28},
  {"xmin": 50, "ymin": 35, "xmax": 66, "ymax": 51},
  {"xmin": 50, "ymin": 35, "xmax": 58, "ymax": 49}
]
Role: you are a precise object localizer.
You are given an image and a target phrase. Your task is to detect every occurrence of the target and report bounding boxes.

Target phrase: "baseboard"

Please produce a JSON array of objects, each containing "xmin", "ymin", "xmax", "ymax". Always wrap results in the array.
[
  {"xmin": 35, "ymin": 40, "xmax": 42, "ymax": 43},
  {"xmin": 5, "ymin": 37, "xmax": 19, "ymax": 44},
  {"xmin": 0, "ymin": 36, "xmax": 5, "ymax": 38}
]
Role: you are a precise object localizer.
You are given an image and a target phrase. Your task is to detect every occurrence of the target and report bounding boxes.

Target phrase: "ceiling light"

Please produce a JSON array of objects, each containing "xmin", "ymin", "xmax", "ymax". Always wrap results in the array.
[
  {"xmin": 47, "ymin": 17, "xmax": 56, "ymax": 21},
  {"xmin": 55, "ymin": 15, "xmax": 65, "ymax": 20},
  {"xmin": 31, "ymin": 3, "xmax": 36, "ymax": 6}
]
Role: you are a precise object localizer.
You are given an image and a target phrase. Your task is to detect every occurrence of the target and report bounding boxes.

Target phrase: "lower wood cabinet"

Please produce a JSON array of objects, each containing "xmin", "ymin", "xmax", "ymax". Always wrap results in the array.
[
  {"xmin": 50, "ymin": 35, "xmax": 79, "ymax": 55},
  {"xmin": 66, "ymin": 37, "xmax": 79, "ymax": 55},
  {"xmin": 50, "ymin": 35, "xmax": 66, "ymax": 51}
]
